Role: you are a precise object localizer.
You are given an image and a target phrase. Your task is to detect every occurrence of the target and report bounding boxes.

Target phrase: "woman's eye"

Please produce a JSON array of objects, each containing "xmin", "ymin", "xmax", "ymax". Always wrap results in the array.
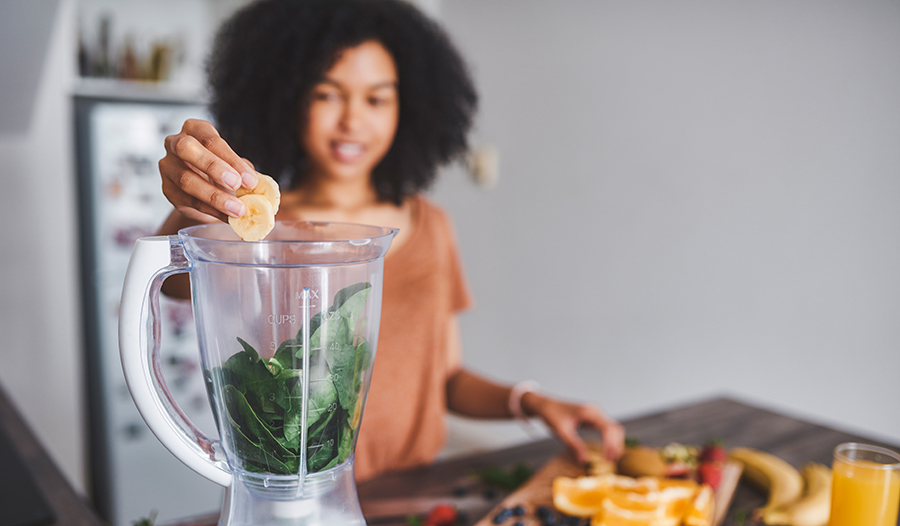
[
  {"xmin": 369, "ymin": 96, "xmax": 392, "ymax": 106},
  {"xmin": 313, "ymin": 91, "xmax": 339, "ymax": 102}
]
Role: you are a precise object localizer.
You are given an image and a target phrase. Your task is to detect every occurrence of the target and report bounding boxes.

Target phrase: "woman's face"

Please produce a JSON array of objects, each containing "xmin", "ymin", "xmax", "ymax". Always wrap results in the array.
[{"xmin": 301, "ymin": 40, "xmax": 399, "ymax": 185}]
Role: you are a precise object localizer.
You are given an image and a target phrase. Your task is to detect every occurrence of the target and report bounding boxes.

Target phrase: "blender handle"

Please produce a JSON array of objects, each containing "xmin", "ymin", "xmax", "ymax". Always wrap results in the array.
[{"xmin": 119, "ymin": 236, "xmax": 232, "ymax": 487}]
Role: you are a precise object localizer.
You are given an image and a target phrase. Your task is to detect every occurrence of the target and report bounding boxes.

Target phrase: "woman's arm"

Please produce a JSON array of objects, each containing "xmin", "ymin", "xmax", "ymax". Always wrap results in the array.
[
  {"xmin": 155, "ymin": 210, "xmax": 203, "ymax": 299},
  {"xmin": 444, "ymin": 319, "xmax": 625, "ymax": 462}
]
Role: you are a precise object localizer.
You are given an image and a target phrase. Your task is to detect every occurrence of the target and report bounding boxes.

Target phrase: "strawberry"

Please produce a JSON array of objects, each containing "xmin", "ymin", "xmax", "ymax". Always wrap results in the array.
[
  {"xmin": 699, "ymin": 441, "xmax": 727, "ymax": 464},
  {"xmin": 697, "ymin": 462, "xmax": 722, "ymax": 490},
  {"xmin": 424, "ymin": 504, "xmax": 458, "ymax": 526}
]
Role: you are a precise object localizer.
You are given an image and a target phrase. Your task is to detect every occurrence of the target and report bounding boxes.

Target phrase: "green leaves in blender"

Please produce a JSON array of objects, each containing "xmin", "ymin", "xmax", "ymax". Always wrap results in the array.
[{"xmin": 210, "ymin": 283, "xmax": 373, "ymax": 475}]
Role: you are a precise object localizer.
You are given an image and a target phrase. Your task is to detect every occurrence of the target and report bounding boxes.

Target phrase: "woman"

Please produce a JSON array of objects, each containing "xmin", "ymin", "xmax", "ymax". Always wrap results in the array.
[{"xmin": 157, "ymin": 0, "xmax": 624, "ymax": 481}]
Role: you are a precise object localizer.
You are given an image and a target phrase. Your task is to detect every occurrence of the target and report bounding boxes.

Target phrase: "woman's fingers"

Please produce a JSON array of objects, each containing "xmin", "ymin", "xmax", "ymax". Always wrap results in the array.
[
  {"xmin": 555, "ymin": 420, "xmax": 591, "ymax": 463},
  {"xmin": 537, "ymin": 398, "xmax": 626, "ymax": 464},
  {"xmin": 164, "ymin": 132, "xmax": 245, "ymax": 191},
  {"xmin": 161, "ymin": 162, "xmax": 245, "ymax": 222},
  {"xmin": 576, "ymin": 404, "xmax": 626, "ymax": 461},
  {"xmin": 160, "ymin": 120, "xmax": 255, "ymax": 219},
  {"xmin": 181, "ymin": 119, "xmax": 258, "ymax": 189},
  {"xmin": 599, "ymin": 420, "xmax": 626, "ymax": 461}
]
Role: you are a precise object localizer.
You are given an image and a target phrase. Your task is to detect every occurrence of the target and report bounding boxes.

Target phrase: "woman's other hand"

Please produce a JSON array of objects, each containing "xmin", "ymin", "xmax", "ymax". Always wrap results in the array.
[
  {"xmin": 159, "ymin": 119, "xmax": 259, "ymax": 223},
  {"xmin": 523, "ymin": 393, "xmax": 625, "ymax": 464}
]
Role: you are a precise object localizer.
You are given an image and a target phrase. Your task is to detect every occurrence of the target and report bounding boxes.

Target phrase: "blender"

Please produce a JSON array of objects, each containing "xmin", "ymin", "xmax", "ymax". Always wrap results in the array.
[{"xmin": 119, "ymin": 221, "xmax": 396, "ymax": 526}]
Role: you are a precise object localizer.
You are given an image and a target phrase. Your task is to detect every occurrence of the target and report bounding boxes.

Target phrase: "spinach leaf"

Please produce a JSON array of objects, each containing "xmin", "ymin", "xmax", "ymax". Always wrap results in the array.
[
  {"xmin": 223, "ymin": 385, "xmax": 298, "ymax": 474},
  {"xmin": 220, "ymin": 349, "xmax": 290, "ymax": 425},
  {"xmin": 275, "ymin": 368, "xmax": 302, "ymax": 450},
  {"xmin": 269, "ymin": 338, "xmax": 303, "ymax": 369},
  {"xmin": 331, "ymin": 282, "xmax": 371, "ymax": 311},
  {"xmin": 306, "ymin": 405, "xmax": 344, "ymax": 472},
  {"xmin": 319, "ymin": 287, "xmax": 372, "ymax": 409}
]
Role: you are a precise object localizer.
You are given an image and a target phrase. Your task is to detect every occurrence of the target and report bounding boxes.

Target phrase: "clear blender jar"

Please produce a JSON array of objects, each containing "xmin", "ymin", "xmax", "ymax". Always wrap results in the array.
[{"xmin": 119, "ymin": 221, "xmax": 396, "ymax": 526}]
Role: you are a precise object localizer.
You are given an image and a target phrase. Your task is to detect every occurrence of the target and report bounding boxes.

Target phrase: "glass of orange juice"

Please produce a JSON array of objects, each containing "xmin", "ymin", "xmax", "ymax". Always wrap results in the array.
[{"xmin": 830, "ymin": 442, "xmax": 900, "ymax": 526}]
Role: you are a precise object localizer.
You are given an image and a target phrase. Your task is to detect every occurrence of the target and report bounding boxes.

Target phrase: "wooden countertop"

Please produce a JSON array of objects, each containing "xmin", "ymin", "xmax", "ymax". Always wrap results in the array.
[
  {"xmin": 357, "ymin": 395, "xmax": 900, "ymax": 526},
  {"xmin": 0, "ymin": 383, "xmax": 103, "ymax": 526},
  {"xmin": 4, "ymin": 390, "xmax": 897, "ymax": 526}
]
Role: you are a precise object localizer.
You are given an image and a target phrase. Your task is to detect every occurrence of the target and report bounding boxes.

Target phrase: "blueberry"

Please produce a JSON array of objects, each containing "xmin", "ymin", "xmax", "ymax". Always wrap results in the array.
[
  {"xmin": 536, "ymin": 505, "xmax": 552, "ymax": 519},
  {"xmin": 513, "ymin": 522, "xmax": 524, "ymax": 526},
  {"xmin": 540, "ymin": 512, "xmax": 557, "ymax": 526},
  {"xmin": 512, "ymin": 505, "xmax": 526, "ymax": 516},
  {"xmin": 484, "ymin": 488, "xmax": 497, "ymax": 500},
  {"xmin": 452, "ymin": 485, "xmax": 468, "ymax": 497},
  {"xmin": 492, "ymin": 508, "xmax": 512, "ymax": 524}
]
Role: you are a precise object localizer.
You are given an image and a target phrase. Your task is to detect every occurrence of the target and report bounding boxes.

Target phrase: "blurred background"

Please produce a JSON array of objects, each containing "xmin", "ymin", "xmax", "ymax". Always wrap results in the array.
[{"xmin": 1, "ymin": 0, "xmax": 898, "ymax": 525}]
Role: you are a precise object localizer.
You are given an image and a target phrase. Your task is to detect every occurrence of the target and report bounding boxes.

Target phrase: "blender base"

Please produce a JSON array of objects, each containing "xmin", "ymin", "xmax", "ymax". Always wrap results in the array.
[{"xmin": 219, "ymin": 461, "xmax": 365, "ymax": 526}]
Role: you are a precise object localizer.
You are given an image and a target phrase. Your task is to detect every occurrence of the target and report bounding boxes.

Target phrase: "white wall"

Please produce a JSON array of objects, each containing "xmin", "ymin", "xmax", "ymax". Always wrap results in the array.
[
  {"xmin": 0, "ymin": 0, "xmax": 246, "ymax": 495},
  {"xmin": 0, "ymin": 0, "xmax": 84, "ymax": 490},
  {"xmin": 434, "ymin": 0, "xmax": 900, "ymax": 452}
]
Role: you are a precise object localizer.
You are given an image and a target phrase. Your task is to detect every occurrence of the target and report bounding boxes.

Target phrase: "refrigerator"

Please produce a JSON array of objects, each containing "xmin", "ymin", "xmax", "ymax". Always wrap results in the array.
[{"xmin": 74, "ymin": 93, "xmax": 224, "ymax": 526}]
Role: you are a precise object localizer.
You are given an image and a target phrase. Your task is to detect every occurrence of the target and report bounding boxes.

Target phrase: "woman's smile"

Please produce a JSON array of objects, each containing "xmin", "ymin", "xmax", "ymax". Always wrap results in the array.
[{"xmin": 331, "ymin": 140, "xmax": 367, "ymax": 163}]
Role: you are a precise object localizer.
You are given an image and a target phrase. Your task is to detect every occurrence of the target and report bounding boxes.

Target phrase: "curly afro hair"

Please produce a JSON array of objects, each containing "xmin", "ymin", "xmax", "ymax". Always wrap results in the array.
[{"xmin": 207, "ymin": 0, "xmax": 478, "ymax": 204}]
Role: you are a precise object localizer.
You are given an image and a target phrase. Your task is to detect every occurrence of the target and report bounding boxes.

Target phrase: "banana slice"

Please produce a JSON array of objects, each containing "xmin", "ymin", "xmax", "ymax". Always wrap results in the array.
[
  {"xmin": 237, "ymin": 173, "xmax": 280, "ymax": 213},
  {"xmin": 229, "ymin": 194, "xmax": 275, "ymax": 241}
]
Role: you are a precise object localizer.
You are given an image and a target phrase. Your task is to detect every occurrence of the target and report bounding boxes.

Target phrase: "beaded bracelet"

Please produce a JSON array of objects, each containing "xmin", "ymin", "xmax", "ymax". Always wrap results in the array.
[{"xmin": 508, "ymin": 380, "xmax": 540, "ymax": 420}]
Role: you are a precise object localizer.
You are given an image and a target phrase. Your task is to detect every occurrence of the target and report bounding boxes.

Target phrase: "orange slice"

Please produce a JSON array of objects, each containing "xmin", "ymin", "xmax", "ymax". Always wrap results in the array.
[
  {"xmin": 553, "ymin": 475, "xmax": 615, "ymax": 516},
  {"xmin": 683, "ymin": 484, "xmax": 715, "ymax": 526},
  {"xmin": 656, "ymin": 478, "xmax": 700, "ymax": 492},
  {"xmin": 592, "ymin": 497, "xmax": 680, "ymax": 526},
  {"xmin": 658, "ymin": 484, "xmax": 698, "ymax": 518},
  {"xmin": 616, "ymin": 476, "xmax": 660, "ymax": 494},
  {"xmin": 606, "ymin": 488, "xmax": 661, "ymax": 512}
]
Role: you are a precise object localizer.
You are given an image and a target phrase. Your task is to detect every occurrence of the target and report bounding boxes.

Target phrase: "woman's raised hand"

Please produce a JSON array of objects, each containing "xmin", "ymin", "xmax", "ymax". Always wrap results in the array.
[
  {"xmin": 524, "ymin": 394, "xmax": 626, "ymax": 463},
  {"xmin": 159, "ymin": 119, "xmax": 259, "ymax": 223}
]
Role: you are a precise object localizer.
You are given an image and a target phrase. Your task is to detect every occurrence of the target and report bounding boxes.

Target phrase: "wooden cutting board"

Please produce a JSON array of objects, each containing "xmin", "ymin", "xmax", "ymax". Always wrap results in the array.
[{"xmin": 473, "ymin": 453, "xmax": 742, "ymax": 526}]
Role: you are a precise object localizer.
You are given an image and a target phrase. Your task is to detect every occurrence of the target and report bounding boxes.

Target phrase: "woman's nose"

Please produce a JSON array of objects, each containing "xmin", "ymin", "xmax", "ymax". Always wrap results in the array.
[{"xmin": 339, "ymin": 97, "xmax": 365, "ymax": 132}]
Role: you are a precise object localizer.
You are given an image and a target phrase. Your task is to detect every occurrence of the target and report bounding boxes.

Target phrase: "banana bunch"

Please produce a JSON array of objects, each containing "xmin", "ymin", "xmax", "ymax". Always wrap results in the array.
[
  {"xmin": 729, "ymin": 447, "xmax": 831, "ymax": 526},
  {"xmin": 229, "ymin": 173, "xmax": 280, "ymax": 241}
]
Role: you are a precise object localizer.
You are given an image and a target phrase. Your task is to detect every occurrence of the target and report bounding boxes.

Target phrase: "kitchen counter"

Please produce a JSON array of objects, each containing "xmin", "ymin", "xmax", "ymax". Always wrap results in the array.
[
  {"xmin": 4, "ymin": 390, "xmax": 898, "ymax": 525},
  {"xmin": 357, "ymin": 395, "xmax": 900, "ymax": 525},
  {"xmin": 0, "ymin": 383, "xmax": 103, "ymax": 526}
]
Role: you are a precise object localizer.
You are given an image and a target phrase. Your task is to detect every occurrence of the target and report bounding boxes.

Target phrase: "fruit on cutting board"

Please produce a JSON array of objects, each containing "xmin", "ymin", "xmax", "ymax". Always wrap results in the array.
[
  {"xmin": 587, "ymin": 445, "xmax": 616, "ymax": 476},
  {"xmin": 229, "ymin": 173, "xmax": 280, "ymax": 241},
  {"xmin": 697, "ymin": 441, "xmax": 727, "ymax": 490},
  {"xmin": 729, "ymin": 447, "xmax": 832, "ymax": 526},
  {"xmin": 552, "ymin": 474, "xmax": 713, "ymax": 526},
  {"xmin": 423, "ymin": 503, "xmax": 459, "ymax": 526},
  {"xmin": 760, "ymin": 463, "xmax": 832, "ymax": 526},
  {"xmin": 617, "ymin": 446, "xmax": 669, "ymax": 478},
  {"xmin": 615, "ymin": 441, "xmax": 725, "ymax": 486},
  {"xmin": 683, "ymin": 485, "xmax": 714, "ymax": 526}
]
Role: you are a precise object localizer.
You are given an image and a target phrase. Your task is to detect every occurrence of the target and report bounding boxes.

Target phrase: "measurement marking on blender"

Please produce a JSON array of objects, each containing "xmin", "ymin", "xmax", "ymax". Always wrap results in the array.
[
  {"xmin": 267, "ymin": 314, "xmax": 296, "ymax": 325},
  {"xmin": 296, "ymin": 289, "xmax": 320, "ymax": 300}
]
